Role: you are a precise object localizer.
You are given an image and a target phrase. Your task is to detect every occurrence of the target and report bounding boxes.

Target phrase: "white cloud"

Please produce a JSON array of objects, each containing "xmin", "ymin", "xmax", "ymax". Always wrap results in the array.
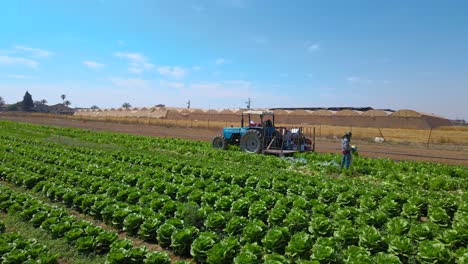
[
  {"xmin": 113, "ymin": 52, "xmax": 146, "ymax": 62},
  {"xmin": 110, "ymin": 77, "xmax": 149, "ymax": 88},
  {"xmin": 15, "ymin": 45, "xmax": 53, "ymax": 57},
  {"xmin": 113, "ymin": 51, "xmax": 154, "ymax": 73},
  {"xmin": 192, "ymin": 66, "xmax": 202, "ymax": 71},
  {"xmin": 0, "ymin": 55, "xmax": 39, "ymax": 68},
  {"xmin": 157, "ymin": 66, "xmax": 187, "ymax": 79},
  {"xmin": 83, "ymin": 60, "xmax": 105, "ymax": 69},
  {"xmin": 160, "ymin": 80, "xmax": 184, "ymax": 89},
  {"xmin": 307, "ymin": 44, "xmax": 320, "ymax": 53},
  {"xmin": 7, "ymin": 74, "xmax": 33, "ymax": 79},
  {"xmin": 128, "ymin": 67, "xmax": 143, "ymax": 74},
  {"xmin": 215, "ymin": 58, "xmax": 231, "ymax": 65},
  {"xmin": 117, "ymin": 40, "xmax": 125, "ymax": 46}
]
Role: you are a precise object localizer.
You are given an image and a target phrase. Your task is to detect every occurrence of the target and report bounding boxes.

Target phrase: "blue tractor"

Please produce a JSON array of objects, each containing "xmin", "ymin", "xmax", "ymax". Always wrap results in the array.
[{"xmin": 212, "ymin": 110, "xmax": 314, "ymax": 155}]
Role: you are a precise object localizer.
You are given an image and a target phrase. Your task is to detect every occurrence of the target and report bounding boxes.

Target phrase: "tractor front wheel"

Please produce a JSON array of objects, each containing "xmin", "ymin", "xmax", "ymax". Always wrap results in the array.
[
  {"xmin": 240, "ymin": 130, "xmax": 263, "ymax": 153},
  {"xmin": 212, "ymin": 135, "xmax": 228, "ymax": 150}
]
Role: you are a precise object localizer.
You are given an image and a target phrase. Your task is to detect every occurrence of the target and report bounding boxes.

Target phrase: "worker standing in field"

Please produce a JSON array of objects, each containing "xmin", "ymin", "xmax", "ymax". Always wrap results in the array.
[{"xmin": 341, "ymin": 131, "xmax": 353, "ymax": 169}]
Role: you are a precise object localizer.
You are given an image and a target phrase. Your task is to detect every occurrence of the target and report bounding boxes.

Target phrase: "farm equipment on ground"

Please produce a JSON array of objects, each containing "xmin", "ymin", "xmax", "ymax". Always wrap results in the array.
[{"xmin": 212, "ymin": 110, "xmax": 315, "ymax": 155}]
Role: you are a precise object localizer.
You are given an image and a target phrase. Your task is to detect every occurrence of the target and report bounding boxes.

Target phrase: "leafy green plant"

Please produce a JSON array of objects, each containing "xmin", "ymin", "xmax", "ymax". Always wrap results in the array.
[
  {"xmin": 94, "ymin": 231, "xmax": 118, "ymax": 254},
  {"xmin": 190, "ymin": 232, "xmax": 218, "ymax": 263},
  {"xmin": 428, "ymin": 207, "xmax": 450, "ymax": 227},
  {"xmin": 171, "ymin": 226, "xmax": 199, "ymax": 256},
  {"xmin": 75, "ymin": 235, "xmax": 95, "ymax": 253},
  {"xmin": 263, "ymin": 253, "xmax": 289, "ymax": 264},
  {"xmin": 343, "ymin": 246, "xmax": 371, "ymax": 264},
  {"xmin": 308, "ymin": 214, "xmax": 333, "ymax": 237},
  {"xmin": 358, "ymin": 225, "xmax": 384, "ymax": 252},
  {"xmin": 157, "ymin": 222, "xmax": 177, "ymax": 248},
  {"xmin": 417, "ymin": 240, "xmax": 451, "ymax": 263},
  {"xmin": 206, "ymin": 236, "xmax": 239, "ymax": 264},
  {"xmin": 241, "ymin": 220, "xmax": 267, "ymax": 244},
  {"xmin": 285, "ymin": 231, "xmax": 313, "ymax": 260},
  {"xmin": 123, "ymin": 213, "xmax": 145, "ymax": 235},
  {"xmin": 248, "ymin": 201, "xmax": 268, "ymax": 222},
  {"xmin": 204, "ymin": 212, "xmax": 226, "ymax": 231},
  {"xmin": 310, "ymin": 237, "xmax": 337, "ymax": 263},
  {"xmin": 224, "ymin": 216, "xmax": 248, "ymax": 236},
  {"xmin": 233, "ymin": 243, "xmax": 263, "ymax": 264},
  {"xmin": 283, "ymin": 208, "xmax": 308, "ymax": 233},
  {"xmin": 385, "ymin": 217, "xmax": 410, "ymax": 235},
  {"xmin": 138, "ymin": 216, "xmax": 163, "ymax": 242},
  {"xmin": 262, "ymin": 227, "xmax": 290, "ymax": 254},
  {"xmin": 333, "ymin": 220, "xmax": 358, "ymax": 246},
  {"xmin": 387, "ymin": 235, "xmax": 414, "ymax": 258},
  {"xmin": 144, "ymin": 251, "xmax": 171, "ymax": 264}
]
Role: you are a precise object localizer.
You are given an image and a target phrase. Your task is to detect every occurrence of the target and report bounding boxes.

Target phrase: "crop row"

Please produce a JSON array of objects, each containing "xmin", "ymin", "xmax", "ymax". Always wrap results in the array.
[
  {"xmin": 0, "ymin": 121, "xmax": 467, "ymax": 263},
  {"xmin": 0, "ymin": 219, "xmax": 57, "ymax": 264},
  {"xmin": 0, "ymin": 184, "xmax": 178, "ymax": 264}
]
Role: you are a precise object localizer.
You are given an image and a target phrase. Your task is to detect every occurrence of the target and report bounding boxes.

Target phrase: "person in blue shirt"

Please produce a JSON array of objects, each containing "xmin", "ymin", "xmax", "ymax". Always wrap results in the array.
[{"xmin": 341, "ymin": 131, "xmax": 353, "ymax": 169}]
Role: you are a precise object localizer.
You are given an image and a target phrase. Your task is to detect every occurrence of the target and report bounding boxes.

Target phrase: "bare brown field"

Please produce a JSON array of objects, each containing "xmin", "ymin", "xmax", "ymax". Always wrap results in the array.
[
  {"xmin": 1, "ymin": 112, "xmax": 468, "ymax": 166},
  {"xmin": 3, "ymin": 112, "xmax": 468, "ymax": 146}
]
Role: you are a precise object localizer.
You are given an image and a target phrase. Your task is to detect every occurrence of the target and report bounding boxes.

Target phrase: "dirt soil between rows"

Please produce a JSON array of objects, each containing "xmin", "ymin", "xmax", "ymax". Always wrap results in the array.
[{"xmin": 2, "ymin": 115, "xmax": 468, "ymax": 166}]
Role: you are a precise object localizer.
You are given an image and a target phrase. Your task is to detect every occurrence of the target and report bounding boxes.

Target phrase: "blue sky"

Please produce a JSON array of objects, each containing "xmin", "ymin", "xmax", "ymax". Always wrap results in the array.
[{"xmin": 0, "ymin": 0, "xmax": 467, "ymax": 119}]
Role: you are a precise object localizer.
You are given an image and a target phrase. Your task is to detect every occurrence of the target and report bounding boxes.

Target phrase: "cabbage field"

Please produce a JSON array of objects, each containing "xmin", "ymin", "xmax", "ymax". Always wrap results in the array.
[{"xmin": 0, "ymin": 120, "xmax": 467, "ymax": 264}]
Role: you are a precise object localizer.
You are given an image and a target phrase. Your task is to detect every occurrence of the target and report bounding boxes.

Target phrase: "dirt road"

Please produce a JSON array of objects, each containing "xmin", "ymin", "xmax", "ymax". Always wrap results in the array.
[{"xmin": 2, "ymin": 114, "xmax": 467, "ymax": 166}]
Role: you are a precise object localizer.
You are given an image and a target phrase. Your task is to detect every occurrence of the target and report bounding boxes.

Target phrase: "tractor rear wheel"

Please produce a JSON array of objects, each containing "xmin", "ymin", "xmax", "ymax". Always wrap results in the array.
[
  {"xmin": 240, "ymin": 130, "xmax": 263, "ymax": 153},
  {"xmin": 212, "ymin": 135, "xmax": 228, "ymax": 150}
]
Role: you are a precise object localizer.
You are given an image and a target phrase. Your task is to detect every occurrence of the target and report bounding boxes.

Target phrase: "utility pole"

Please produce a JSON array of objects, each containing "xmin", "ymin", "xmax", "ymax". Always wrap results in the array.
[
  {"xmin": 245, "ymin": 97, "xmax": 251, "ymax": 109},
  {"xmin": 186, "ymin": 100, "xmax": 191, "ymax": 109}
]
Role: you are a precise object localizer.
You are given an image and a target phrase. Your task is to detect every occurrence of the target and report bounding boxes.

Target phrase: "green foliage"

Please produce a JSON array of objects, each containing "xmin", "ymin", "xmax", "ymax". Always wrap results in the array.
[
  {"xmin": 0, "ymin": 121, "xmax": 467, "ymax": 263},
  {"xmin": 0, "ymin": 220, "xmax": 5, "ymax": 234},
  {"xmin": 285, "ymin": 231, "xmax": 313, "ymax": 260},
  {"xmin": 206, "ymin": 237, "xmax": 239, "ymax": 264},
  {"xmin": 233, "ymin": 243, "xmax": 263, "ymax": 264},
  {"xmin": 262, "ymin": 227, "xmax": 290, "ymax": 254},
  {"xmin": 0, "ymin": 231, "xmax": 58, "ymax": 264},
  {"xmin": 138, "ymin": 216, "xmax": 163, "ymax": 242},
  {"xmin": 123, "ymin": 213, "xmax": 145, "ymax": 236},
  {"xmin": 171, "ymin": 226, "xmax": 199, "ymax": 256},
  {"xmin": 144, "ymin": 251, "xmax": 171, "ymax": 264},
  {"xmin": 22, "ymin": 91, "xmax": 34, "ymax": 111},
  {"xmin": 417, "ymin": 240, "xmax": 452, "ymax": 263},
  {"xmin": 310, "ymin": 237, "xmax": 337, "ymax": 263},
  {"xmin": 241, "ymin": 220, "xmax": 267, "ymax": 244},
  {"xmin": 190, "ymin": 232, "xmax": 217, "ymax": 263}
]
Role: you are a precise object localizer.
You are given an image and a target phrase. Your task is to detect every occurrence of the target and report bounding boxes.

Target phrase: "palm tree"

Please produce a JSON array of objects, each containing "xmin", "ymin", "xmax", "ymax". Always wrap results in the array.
[
  {"xmin": 64, "ymin": 100, "xmax": 71, "ymax": 107},
  {"xmin": 61, "ymin": 94, "xmax": 66, "ymax": 103},
  {"xmin": 90, "ymin": 105, "xmax": 99, "ymax": 110},
  {"xmin": 122, "ymin": 102, "xmax": 131, "ymax": 109},
  {"xmin": 40, "ymin": 99, "xmax": 47, "ymax": 105}
]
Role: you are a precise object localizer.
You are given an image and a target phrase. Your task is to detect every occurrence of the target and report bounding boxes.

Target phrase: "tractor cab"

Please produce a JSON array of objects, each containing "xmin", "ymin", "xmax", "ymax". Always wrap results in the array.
[{"xmin": 212, "ymin": 110, "xmax": 314, "ymax": 155}]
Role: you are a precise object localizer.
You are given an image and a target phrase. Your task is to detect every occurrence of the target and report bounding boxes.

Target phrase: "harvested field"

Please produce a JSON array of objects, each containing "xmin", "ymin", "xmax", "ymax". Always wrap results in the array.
[{"xmin": 1, "ymin": 113, "xmax": 467, "ymax": 166}]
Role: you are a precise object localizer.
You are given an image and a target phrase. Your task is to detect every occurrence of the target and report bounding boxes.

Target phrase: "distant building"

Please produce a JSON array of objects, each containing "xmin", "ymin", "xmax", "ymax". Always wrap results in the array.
[
  {"xmin": 31, "ymin": 103, "xmax": 75, "ymax": 114},
  {"xmin": 46, "ymin": 104, "xmax": 75, "ymax": 114},
  {"xmin": 0, "ymin": 104, "xmax": 9, "ymax": 112}
]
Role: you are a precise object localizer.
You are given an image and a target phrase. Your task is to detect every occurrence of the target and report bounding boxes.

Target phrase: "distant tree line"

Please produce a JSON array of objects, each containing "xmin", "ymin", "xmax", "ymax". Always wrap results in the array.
[{"xmin": 0, "ymin": 92, "xmax": 74, "ymax": 113}]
